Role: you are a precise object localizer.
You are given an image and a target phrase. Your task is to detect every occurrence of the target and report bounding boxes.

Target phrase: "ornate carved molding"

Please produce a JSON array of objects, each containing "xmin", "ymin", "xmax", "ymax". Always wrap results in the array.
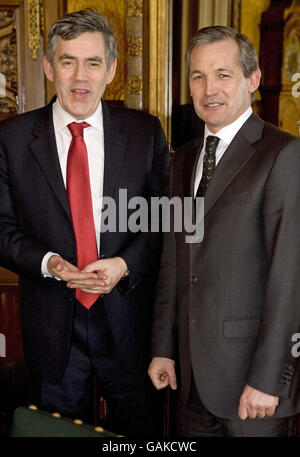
[
  {"xmin": 128, "ymin": 37, "xmax": 142, "ymax": 56},
  {"xmin": 126, "ymin": 0, "xmax": 143, "ymax": 109},
  {"xmin": 0, "ymin": 9, "xmax": 18, "ymax": 114},
  {"xmin": 27, "ymin": 0, "xmax": 40, "ymax": 60},
  {"xmin": 127, "ymin": 76, "xmax": 142, "ymax": 95},
  {"xmin": 127, "ymin": 0, "xmax": 143, "ymax": 17}
]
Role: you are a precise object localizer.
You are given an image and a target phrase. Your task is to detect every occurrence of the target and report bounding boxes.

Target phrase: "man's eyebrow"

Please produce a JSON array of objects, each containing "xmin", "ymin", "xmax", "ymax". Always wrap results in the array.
[
  {"xmin": 216, "ymin": 67, "xmax": 233, "ymax": 73},
  {"xmin": 59, "ymin": 54, "xmax": 75, "ymax": 60},
  {"xmin": 86, "ymin": 56, "xmax": 103, "ymax": 62},
  {"xmin": 190, "ymin": 68, "xmax": 234, "ymax": 75},
  {"xmin": 58, "ymin": 54, "xmax": 104, "ymax": 62}
]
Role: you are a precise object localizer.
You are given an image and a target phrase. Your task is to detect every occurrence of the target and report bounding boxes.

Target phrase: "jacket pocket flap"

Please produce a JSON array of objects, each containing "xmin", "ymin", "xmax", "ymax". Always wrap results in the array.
[{"xmin": 223, "ymin": 318, "xmax": 260, "ymax": 338}]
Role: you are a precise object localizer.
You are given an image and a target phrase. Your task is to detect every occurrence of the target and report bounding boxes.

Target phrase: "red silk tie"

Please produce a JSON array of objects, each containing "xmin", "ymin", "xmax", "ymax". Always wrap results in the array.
[{"xmin": 67, "ymin": 122, "xmax": 99, "ymax": 309}]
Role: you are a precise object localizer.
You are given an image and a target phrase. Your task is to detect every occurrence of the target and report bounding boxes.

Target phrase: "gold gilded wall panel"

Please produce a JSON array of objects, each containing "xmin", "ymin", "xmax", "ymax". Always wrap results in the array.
[
  {"xmin": 68, "ymin": 0, "xmax": 126, "ymax": 102},
  {"xmin": 0, "ymin": 8, "xmax": 18, "ymax": 115},
  {"xmin": 27, "ymin": 0, "xmax": 40, "ymax": 60},
  {"xmin": 127, "ymin": 0, "xmax": 142, "ymax": 17},
  {"xmin": 279, "ymin": 0, "xmax": 300, "ymax": 136},
  {"xmin": 240, "ymin": 0, "xmax": 270, "ymax": 109},
  {"xmin": 241, "ymin": 0, "xmax": 271, "ymax": 55},
  {"xmin": 126, "ymin": 0, "xmax": 143, "ymax": 110}
]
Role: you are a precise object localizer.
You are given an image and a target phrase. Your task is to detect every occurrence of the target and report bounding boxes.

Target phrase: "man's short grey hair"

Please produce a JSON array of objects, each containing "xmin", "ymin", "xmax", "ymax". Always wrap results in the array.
[
  {"xmin": 185, "ymin": 25, "xmax": 259, "ymax": 78},
  {"xmin": 46, "ymin": 9, "xmax": 119, "ymax": 68}
]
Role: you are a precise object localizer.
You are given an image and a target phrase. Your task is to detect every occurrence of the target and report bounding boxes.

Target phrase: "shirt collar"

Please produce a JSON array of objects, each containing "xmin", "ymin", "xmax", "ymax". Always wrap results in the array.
[
  {"xmin": 204, "ymin": 106, "xmax": 253, "ymax": 148},
  {"xmin": 52, "ymin": 98, "xmax": 104, "ymax": 135}
]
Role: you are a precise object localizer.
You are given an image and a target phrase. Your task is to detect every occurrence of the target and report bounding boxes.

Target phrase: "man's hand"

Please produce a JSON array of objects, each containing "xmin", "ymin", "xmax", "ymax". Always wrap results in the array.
[
  {"xmin": 47, "ymin": 255, "xmax": 98, "ymax": 282},
  {"xmin": 148, "ymin": 357, "xmax": 177, "ymax": 390},
  {"xmin": 67, "ymin": 257, "xmax": 128, "ymax": 294},
  {"xmin": 238, "ymin": 384, "xmax": 279, "ymax": 420}
]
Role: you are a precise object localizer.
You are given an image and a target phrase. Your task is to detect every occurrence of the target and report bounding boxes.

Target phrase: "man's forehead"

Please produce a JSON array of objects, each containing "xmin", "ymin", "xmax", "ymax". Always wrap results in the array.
[
  {"xmin": 54, "ymin": 33, "xmax": 106, "ymax": 57},
  {"xmin": 55, "ymin": 32, "xmax": 105, "ymax": 48},
  {"xmin": 190, "ymin": 39, "xmax": 241, "ymax": 68},
  {"xmin": 192, "ymin": 38, "xmax": 239, "ymax": 55}
]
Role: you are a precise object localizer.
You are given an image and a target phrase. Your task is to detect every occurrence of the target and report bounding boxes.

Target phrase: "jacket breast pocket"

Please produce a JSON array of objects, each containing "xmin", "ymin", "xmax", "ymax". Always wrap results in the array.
[{"xmin": 223, "ymin": 318, "xmax": 260, "ymax": 339}]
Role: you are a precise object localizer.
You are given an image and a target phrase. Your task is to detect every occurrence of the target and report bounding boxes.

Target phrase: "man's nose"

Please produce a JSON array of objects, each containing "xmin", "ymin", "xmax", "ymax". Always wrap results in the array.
[
  {"xmin": 74, "ymin": 63, "xmax": 87, "ymax": 80},
  {"xmin": 205, "ymin": 77, "xmax": 218, "ymax": 96}
]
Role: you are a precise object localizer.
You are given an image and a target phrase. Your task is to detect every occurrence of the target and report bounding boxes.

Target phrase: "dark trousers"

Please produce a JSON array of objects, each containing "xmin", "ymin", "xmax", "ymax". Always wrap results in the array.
[
  {"xmin": 177, "ymin": 374, "xmax": 295, "ymax": 437},
  {"xmin": 40, "ymin": 299, "xmax": 161, "ymax": 437}
]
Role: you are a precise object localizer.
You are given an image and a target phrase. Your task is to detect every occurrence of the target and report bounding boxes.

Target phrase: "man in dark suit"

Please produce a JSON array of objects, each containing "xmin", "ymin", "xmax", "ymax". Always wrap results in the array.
[
  {"xmin": 148, "ymin": 26, "xmax": 300, "ymax": 437},
  {"xmin": 0, "ymin": 10, "xmax": 169, "ymax": 436}
]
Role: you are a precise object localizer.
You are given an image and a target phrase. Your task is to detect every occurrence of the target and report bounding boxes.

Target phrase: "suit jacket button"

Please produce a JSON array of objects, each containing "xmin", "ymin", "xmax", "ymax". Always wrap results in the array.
[{"xmin": 190, "ymin": 276, "xmax": 198, "ymax": 284}]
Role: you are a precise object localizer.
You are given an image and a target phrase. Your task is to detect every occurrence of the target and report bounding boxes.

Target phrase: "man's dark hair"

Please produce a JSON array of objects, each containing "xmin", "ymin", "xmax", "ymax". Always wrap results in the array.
[{"xmin": 46, "ymin": 9, "xmax": 119, "ymax": 68}]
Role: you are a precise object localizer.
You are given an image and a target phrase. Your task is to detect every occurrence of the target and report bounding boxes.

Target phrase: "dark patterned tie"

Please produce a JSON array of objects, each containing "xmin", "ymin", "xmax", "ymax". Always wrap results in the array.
[{"xmin": 196, "ymin": 135, "xmax": 220, "ymax": 197}]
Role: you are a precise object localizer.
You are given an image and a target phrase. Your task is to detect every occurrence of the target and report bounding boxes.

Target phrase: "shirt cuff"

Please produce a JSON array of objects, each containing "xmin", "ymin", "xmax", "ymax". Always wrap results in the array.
[{"xmin": 41, "ymin": 252, "xmax": 61, "ymax": 280}]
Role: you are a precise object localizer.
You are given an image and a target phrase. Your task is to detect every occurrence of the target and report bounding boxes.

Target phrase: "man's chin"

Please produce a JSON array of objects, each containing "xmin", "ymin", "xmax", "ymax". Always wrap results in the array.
[{"xmin": 67, "ymin": 107, "xmax": 92, "ymax": 120}]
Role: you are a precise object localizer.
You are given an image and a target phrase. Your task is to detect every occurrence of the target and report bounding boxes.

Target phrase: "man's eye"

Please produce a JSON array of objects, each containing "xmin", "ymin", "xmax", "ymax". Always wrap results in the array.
[
  {"xmin": 220, "ymin": 74, "xmax": 230, "ymax": 79},
  {"xmin": 192, "ymin": 75, "xmax": 203, "ymax": 80}
]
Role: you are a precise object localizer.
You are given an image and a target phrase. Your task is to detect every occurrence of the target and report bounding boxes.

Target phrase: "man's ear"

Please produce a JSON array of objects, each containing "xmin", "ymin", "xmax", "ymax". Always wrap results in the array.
[
  {"xmin": 248, "ymin": 68, "xmax": 261, "ymax": 95},
  {"xmin": 106, "ymin": 59, "xmax": 117, "ymax": 85},
  {"xmin": 43, "ymin": 56, "xmax": 54, "ymax": 82}
]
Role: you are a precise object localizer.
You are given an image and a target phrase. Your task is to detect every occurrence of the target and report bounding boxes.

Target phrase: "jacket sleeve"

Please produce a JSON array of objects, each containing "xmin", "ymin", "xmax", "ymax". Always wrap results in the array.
[
  {"xmin": 117, "ymin": 116, "xmax": 170, "ymax": 291},
  {"xmin": 150, "ymin": 153, "xmax": 177, "ymax": 359},
  {"xmin": 246, "ymin": 138, "xmax": 300, "ymax": 398},
  {"xmin": 0, "ymin": 142, "xmax": 49, "ymax": 280}
]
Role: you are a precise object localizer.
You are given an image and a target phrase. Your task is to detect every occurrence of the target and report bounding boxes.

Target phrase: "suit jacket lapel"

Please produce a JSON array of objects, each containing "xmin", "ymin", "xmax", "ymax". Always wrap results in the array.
[
  {"xmin": 30, "ymin": 102, "xmax": 71, "ymax": 219},
  {"xmin": 102, "ymin": 101, "xmax": 128, "ymax": 199},
  {"xmin": 182, "ymin": 136, "xmax": 203, "ymax": 199},
  {"xmin": 203, "ymin": 113, "xmax": 264, "ymax": 216}
]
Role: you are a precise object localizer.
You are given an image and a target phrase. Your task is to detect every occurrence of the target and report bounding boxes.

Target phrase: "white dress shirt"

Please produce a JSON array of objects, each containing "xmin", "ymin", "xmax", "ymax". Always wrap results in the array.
[
  {"xmin": 194, "ymin": 107, "xmax": 253, "ymax": 197},
  {"xmin": 41, "ymin": 99, "xmax": 105, "ymax": 276}
]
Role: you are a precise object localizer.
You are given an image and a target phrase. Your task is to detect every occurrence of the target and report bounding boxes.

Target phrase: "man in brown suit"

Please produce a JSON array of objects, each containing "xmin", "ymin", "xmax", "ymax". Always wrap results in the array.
[{"xmin": 148, "ymin": 26, "xmax": 300, "ymax": 437}]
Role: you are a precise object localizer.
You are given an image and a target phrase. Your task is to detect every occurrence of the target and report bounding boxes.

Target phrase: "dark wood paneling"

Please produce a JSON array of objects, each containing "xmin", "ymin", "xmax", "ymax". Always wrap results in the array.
[
  {"xmin": 0, "ymin": 284, "xmax": 23, "ymax": 364},
  {"xmin": 259, "ymin": 0, "xmax": 292, "ymax": 126}
]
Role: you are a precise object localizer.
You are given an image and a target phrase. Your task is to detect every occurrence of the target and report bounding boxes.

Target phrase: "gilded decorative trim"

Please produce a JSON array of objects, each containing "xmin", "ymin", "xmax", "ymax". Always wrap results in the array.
[
  {"xmin": 0, "ymin": 9, "xmax": 18, "ymax": 114},
  {"xmin": 128, "ymin": 0, "xmax": 143, "ymax": 17},
  {"xmin": 40, "ymin": 4, "xmax": 44, "ymax": 34},
  {"xmin": 128, "ymin": 37, "xmax": 142, "ymax": 56},
  {"xmin": 127, "ymin": 76, "xmax": 142, "ymax": 95},
  {"xmin": 27, "ymin": 0, "xmax": 40, "ymax": 60},
  {"xmin": 232, "ymin": 0, "xmax": 241, "ymax": 31}
]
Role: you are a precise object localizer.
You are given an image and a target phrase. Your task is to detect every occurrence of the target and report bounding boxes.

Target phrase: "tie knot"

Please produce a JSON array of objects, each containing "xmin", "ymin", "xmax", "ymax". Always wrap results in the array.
[
  {"xmin": 206, "ymin": 135, "xmax": 220, "ymax": 153},
  {"xmin": 68, "ymin": 122, "xmax": 90, "ymax": 137}
]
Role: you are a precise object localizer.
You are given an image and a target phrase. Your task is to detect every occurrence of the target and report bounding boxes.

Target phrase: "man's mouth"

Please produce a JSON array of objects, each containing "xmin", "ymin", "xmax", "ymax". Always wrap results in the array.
[
  {"xmin": 204, "ymin": 102, "xmax": 224, "ymax": 108},
  {"xmin": 71, "ymin": 89, "xmax": 90, "ymax": 97}
]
